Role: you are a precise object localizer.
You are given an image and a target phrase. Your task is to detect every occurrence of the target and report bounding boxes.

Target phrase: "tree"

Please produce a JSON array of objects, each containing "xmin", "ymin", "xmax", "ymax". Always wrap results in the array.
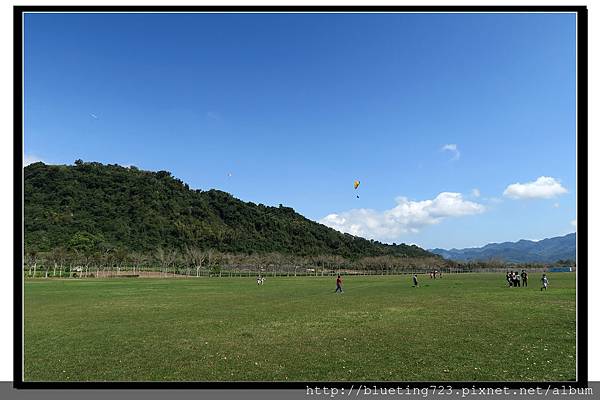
[
  {"xmin": 42, "ymin": 251, "xmax": 51, "ymax": 278},
  {"xmin": 156, "ymin": 248, "xmax": 178, "ymax": 277},
  {"xmin": 69, "ymin": 232, "xmax": 103, "ymax": 276},
  {"xmin": 156, "ymin": 248, "xmax": 167, "ymax": 278},
  {"xmin": 113, "ymin": 248, "xmax": 129, "ymax": 276},
  {"xmin": 207, "ymin": 250, "xmax": 223, "ymax": 277},
  {"xmin": 130, "ymin": 251, "xmax": 147, "ymax": 276},
  {"xmin": 50, "ymin": 247, "xmax": 68, "ymax": 277},
  {"xmin": 185, "ymin": 246, "xmax": 206, "ymax": 278},
  {"xmin": 25, "ymin": 249, "xmax": 38, "ymax": 278},
  {"xmin": 167, "ymin": 250, "xmax": 179, "ymax": 277}
]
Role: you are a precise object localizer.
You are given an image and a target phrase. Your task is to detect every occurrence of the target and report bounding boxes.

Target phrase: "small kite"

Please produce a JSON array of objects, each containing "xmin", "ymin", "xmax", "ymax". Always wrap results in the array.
[{"xmin": 354, "ymin": 180, "xmax": 360, "ymax": 198}]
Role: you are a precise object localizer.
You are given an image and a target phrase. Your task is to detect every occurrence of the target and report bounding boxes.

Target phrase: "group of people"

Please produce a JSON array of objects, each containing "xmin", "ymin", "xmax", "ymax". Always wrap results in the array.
[
  {"xmin": 334, "ymin": 270, "xmax": 550, "ymax": 292},
  {"xmin": 506, "ymin": 270, "xmax": 528, "ymax": 287},
  {"xmin": 429, "ymin": 270, "xmax": 442, "ymax": 279},
  {"xmin": 505, "ymin": 270, "xmax": 549, "ymax": 291}
]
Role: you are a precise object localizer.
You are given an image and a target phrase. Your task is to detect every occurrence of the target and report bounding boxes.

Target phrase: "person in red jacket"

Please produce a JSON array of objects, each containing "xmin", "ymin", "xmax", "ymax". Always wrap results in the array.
[{"xmin": 335, "ymin": 274, "xmax": 343, "ymax": 293}]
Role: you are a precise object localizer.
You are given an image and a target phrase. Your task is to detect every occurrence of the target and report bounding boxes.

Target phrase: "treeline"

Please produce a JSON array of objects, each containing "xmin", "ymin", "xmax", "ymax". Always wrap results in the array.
[
  {"xmin": 23, "ymin": 247, "xmax": 450, "ymax": 278},
  {"xmin": 25, "ymin": 161, "xmax": 434, "ymax": 260},
  {"xmin": 24, "ymin": 247, "xmax": 571, "ymax": 279}
]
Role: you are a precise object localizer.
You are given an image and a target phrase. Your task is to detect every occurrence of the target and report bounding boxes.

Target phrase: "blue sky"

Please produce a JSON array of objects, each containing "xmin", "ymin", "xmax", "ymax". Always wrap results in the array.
[{"xmin": 24, "ymin": 12, "xmax": 577, "ymax": 249}]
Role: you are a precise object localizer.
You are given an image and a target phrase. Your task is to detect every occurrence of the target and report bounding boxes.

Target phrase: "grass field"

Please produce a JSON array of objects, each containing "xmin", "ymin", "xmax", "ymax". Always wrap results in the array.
[{"xmin": 24, "ymin": 273, "xmax": 576, "ymax": 382}]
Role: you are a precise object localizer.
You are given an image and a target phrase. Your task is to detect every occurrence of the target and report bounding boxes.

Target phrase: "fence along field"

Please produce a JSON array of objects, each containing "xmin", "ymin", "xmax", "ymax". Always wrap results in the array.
[
  {"xmin": 23, "ymin": 272, "xmax": 576, "ymax": 382},
  {"xmin": 23, "ymin": 250, "xmax": 562, "ymax": 279}
]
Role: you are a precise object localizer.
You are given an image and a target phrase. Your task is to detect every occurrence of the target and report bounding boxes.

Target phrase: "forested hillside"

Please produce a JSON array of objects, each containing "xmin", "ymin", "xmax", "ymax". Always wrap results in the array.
[{"xmin": 25, "ymin": 161, "xmax": 433, "ymax": 260}]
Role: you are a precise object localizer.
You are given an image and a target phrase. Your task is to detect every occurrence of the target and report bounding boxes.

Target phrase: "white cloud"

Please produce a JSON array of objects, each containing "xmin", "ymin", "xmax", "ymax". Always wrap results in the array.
[
  {"xmin": 571, "ymin": 219, "xmax": 577, "ymax": 228},
  {"xmin": 23, "ymin": 154, "xmax": 44, "ymax": 166},
  {"xmin": 471, "ymin": 188, "xmax": 481, "ymax": 197},
  {"xmin": 319, "ymin": 192, "xmax": 485, "ymax": 241},
  {"xmin": 441, "ymin": 144, "xmax": 460, "ymax": 160},
  {"xmin": 503, "ymin": 176, "xmax": 567, "ymax": 199}
]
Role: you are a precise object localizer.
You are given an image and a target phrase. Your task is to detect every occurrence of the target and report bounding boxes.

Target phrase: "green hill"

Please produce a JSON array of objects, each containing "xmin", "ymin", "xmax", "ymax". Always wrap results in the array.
[{"xmin": 24, "ymin": 161, "xmax": 434, "ymax": 260}]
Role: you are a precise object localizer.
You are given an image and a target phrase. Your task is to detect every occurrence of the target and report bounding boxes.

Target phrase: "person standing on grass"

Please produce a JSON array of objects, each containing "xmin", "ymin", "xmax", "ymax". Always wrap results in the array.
[
  {"xmin": 412, "ymin": 274, "xmax": 419, "ymax": 287},
  {"xmin": 506, "ymin": 271, "xmax": 512, "ymax": 287},
  {"xmin": 541, "ymin": 274, "xmax": 549, "ymax": 291},
  {"xmin": 335, "ymin": 274, "xmax": 343, "ymax": 293},
  {"xmin": 521, "ymin": 270, "xmax": 528, "ymax": 287},
  {"xmin": 516, "ymin": 273, "xmax": 521, "ymax": 287}
]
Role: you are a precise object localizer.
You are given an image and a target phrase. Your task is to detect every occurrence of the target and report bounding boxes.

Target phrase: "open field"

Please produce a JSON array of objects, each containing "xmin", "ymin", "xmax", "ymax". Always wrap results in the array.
[{"xmin": 24, "ymin": 273, "xmax": 576, "ymax": 382}]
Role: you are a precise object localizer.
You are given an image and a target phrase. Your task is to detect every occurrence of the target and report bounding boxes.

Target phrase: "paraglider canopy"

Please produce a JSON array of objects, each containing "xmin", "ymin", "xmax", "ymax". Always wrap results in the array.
[{"xmin": 354, "ymin": 180, "xmax": 360, "ymax": 198}]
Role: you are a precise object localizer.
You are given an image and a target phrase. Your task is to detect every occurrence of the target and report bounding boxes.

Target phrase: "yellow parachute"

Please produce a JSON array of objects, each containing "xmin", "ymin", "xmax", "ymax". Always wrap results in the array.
[{"xmin": 354, "ymin": 180, "xmax": 360, "ymax": 198}]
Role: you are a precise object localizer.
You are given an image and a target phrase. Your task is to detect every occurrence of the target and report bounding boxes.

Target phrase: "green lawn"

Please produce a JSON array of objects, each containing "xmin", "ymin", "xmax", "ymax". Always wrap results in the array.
[{"xmin": 24, "ymin": 273, "xmax": 576, "ymax": 382}]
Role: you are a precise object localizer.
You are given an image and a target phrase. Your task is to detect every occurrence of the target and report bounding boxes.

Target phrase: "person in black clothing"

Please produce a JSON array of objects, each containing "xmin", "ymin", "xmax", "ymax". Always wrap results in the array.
[
  {"xmin": 521, "ymin": 270, "xmax": 528, "ymax": 287},
  {"xmin": 335, "ymin": 275, "xmax": 343, "ymax": 293}
]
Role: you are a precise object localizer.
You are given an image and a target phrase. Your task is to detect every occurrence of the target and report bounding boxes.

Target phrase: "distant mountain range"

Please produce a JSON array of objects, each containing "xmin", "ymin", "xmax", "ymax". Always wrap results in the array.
[{"xmin": 429, "ymin": 233, "xmax": 576, "ymax": 264}]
